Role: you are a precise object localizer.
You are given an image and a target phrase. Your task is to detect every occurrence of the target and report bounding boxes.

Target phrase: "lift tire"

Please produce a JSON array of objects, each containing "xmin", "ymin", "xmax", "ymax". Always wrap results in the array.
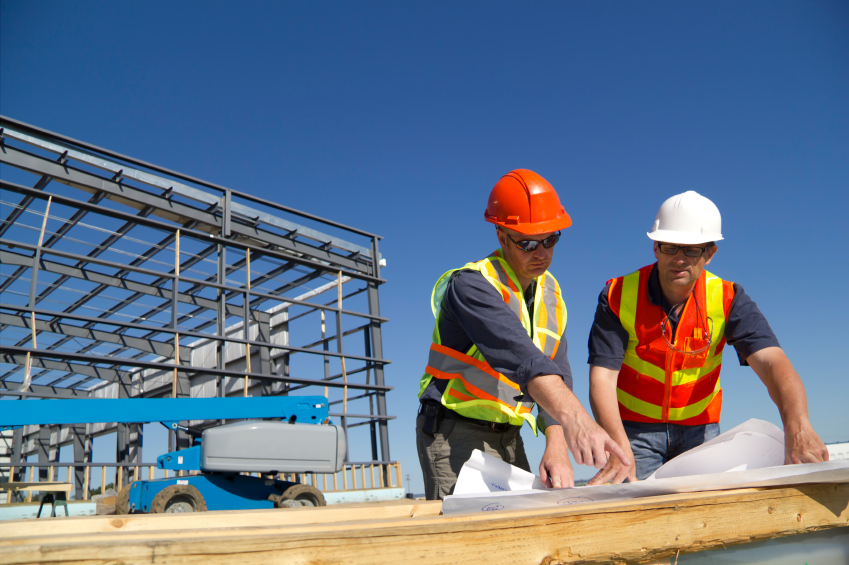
[
  {"xmin": 275, "ymin": 484, "xmax": 326, "ymax": 508},
  {"xmin": 115, "ymin": 483, "xmax": 132, "ymax": 515},
  {"xmin": 150, "ymin": 484, "xmax": 207, "ymax": 513}
]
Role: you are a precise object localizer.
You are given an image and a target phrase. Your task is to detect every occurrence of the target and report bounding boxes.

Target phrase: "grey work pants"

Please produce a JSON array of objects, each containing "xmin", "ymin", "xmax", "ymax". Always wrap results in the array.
[{"xmin": 416, "ymin": 413, "xmax": 531, "ymax": 500}]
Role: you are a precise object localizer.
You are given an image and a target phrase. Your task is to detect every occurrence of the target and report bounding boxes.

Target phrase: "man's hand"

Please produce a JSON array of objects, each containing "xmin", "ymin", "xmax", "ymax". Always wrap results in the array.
[
  {"xmin": 526, "ymin": 374, "xmax": 631, "ymax": 470},
  {"xmin": 539, "ymin": 425, "xmax": 574, "ymax": 488},
  {"xmin": 784, "ymin": 419, "xmax": 829, "ymax": 464},
  {"xmin": 587, "ymin": 445, "xmax": 636, "ymax": 486},
  {"xmin": 746, "ymin": 347, "xmax": 829, "ymax": 465},
  {"xmin": 563, "ymin": 408, "xmax": 631, "ymax": 469}
]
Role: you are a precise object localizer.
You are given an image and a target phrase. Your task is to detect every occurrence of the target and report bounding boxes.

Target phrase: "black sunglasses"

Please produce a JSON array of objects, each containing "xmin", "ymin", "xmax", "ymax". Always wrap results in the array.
[
  {"xmin": 656, "ymin": 243, "xmax": 713, "ymax": 258},
  {"xmin": 502, "ymin": 230, "xmax": 561, "ymax": 252}
]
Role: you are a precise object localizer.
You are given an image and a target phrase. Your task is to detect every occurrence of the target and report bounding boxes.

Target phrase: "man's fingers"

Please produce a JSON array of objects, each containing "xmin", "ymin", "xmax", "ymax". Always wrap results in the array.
[
  {"xmin": 592, "ymin": 444, "xmax": 609, "ymax": 469},
  {"xmin": 551, "ymin": 476, "xmax": 562, "ymax": 489},
  {"xmin": 587, "ymin": 464, "xmax": 614, "ymax": 486},
  {"xmin": 613, "ymin": 465, "xmax": 633, "ymax": 485},
  {"xmin": 605, "ymin": 438, "xmax": 631, "ymax": 466},
  {"xmin": 539, "ymin": 464, "xmax": 550, "ymax": 487},
  {"xmin": 570, "ymin": 446, "xmax": 585, "ymax": 466}
]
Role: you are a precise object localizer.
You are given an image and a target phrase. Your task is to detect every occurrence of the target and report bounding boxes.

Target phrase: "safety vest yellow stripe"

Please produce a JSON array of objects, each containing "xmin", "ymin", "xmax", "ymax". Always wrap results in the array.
[
  {"xmin": 667, "ymin": 378, "xmax": 721, "ymax": 421},
  {"xmin": 616, "ymin": 388, "xmax": 663, "ymax": 421}
]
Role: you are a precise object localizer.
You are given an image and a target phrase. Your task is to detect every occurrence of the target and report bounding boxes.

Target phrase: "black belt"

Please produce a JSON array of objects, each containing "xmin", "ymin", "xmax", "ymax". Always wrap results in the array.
[{"xmin": 419, "ymin": 402, "xmax": 516, "ymax": 433}]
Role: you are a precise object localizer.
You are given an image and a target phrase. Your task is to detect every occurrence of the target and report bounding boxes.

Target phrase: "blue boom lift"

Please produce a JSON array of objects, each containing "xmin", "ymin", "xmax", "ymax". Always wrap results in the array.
[{"xmin": 1, "ymin": 396, "xmax": 346, "ymax": 513}]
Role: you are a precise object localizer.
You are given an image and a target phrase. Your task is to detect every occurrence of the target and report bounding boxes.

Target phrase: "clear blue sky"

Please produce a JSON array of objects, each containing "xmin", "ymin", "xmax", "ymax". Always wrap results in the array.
[{"xmin": 2, "ymin": 1, "xmax": 847, "ymax": 495}]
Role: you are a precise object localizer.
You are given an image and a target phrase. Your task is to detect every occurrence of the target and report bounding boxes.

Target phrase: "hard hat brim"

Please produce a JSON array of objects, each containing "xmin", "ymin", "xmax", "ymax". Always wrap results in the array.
[
  {"xmin": 485, "ymin": 214, "xmax": 572, "ymax": 236},
  {"xmin": 647, "ymin": 230, "xmax": 723, "ymax": 245}
]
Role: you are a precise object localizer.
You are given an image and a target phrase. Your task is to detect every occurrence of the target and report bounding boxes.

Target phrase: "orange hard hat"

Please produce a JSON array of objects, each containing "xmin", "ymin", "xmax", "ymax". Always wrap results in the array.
[{"xmin": 484, "ymin": 169, "xmax": 572, "ymax": 235}]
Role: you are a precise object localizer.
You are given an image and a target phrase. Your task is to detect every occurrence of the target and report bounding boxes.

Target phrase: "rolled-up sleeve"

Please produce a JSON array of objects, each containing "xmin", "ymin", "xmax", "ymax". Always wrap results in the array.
[
  {"xmin": 725, "ymin": 284, "xmax": 781, "ymax": 366},
  {"xmin": 587, "ymin": 283, "xmax": 629, "ymax": 370}
]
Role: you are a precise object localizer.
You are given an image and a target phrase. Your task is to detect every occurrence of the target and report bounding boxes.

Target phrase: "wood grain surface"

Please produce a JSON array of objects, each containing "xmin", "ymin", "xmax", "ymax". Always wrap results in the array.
[{"xmin": 1, "ymin": 483, "xmax": 847, "ymax": 565}]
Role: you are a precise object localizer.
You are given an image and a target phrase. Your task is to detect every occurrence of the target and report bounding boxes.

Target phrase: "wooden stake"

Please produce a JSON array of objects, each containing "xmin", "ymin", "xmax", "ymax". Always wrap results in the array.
[
  {"xmin": 172, "ymin": 230, "xmax": 181, "ymax": 399},
  {"xmin": 83, "ymin": 467, "xmax": 90, "ymax": 501},
  {"xmin": 172, "ymin": 334, "xmax": 180, "ymax": 398},
  {"xmin": 21, "ymin": 197, "xmax": 52, "ymax": 393},
  {"xmin": 22, "ymin": 313, "xmax": 38, "ymax": 393},
  {"xmin": 337, "ymin": 272, "xmax": 348, "ymax": 416},
  {"xmin": 244, "ymin": 249, "xmax": 251, "ymax": 397},
  {"xmin": 321, "ymin": 310, "xmax": 328, "ymax": 399}
]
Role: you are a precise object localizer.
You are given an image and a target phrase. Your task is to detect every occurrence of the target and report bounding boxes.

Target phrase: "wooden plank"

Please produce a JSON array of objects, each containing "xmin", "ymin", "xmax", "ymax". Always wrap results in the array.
[
  {"xmin": 0, "ymin": 499, "xmax": 442, "ymax": 538},
  {"xmin": 1, "ymin": 484, "xmax": 847, "ymax": 564},
  {"xmin": 0, "ymin": 482, "xmax": 73, "ymax": 493}
]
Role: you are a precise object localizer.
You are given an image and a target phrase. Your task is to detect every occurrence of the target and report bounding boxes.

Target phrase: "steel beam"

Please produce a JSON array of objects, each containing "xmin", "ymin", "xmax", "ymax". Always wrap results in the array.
[{"xmin": 0, "ymin": 146, "xmax": 374, "ymax": 274}]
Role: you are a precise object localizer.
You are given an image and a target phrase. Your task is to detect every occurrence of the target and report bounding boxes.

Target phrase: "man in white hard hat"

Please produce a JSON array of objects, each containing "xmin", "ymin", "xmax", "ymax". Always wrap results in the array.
[{"xmin": 586, "ymin": 191, "xmax": 828, "ymax": 484}]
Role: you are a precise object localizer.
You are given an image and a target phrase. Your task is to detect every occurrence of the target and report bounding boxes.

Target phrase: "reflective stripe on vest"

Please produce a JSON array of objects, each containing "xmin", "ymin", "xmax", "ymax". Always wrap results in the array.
[
  {"xmin": 613, "ymin": 264, "xmax": 734, "ymax": 425},
  {"xmin": 420, "ymin": 250, "xmax": 567, "ymax": 434},
  {"xmin": 425, "ymin": 343, "xmax": 531, "ymax": 414}
]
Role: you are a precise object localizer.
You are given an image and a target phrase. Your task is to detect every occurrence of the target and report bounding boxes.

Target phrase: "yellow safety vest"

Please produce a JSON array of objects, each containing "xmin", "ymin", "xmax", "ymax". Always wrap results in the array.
[{"xmin": 419, "ymin": 249, "xmax": 567, "ymax": 435}]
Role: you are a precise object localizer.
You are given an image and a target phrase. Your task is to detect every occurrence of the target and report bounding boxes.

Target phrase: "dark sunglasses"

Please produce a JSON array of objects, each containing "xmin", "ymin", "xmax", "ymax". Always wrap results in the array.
[
  {"xmin": 503, "ymin": 230, "xmax": 561, "ymax": 252},
  {"xmin": 656, "ymin": 243, "xmax": 713, "ymax": 258}
]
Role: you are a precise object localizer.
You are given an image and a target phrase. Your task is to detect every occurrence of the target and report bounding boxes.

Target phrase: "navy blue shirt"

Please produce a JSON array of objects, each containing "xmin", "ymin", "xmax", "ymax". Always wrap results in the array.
[
  {"xmin": 588, "ymin": 264, "xmax": 780, "ymax": 370},
  {"xmin": 420, "ymin": 268, "xmax": 573, "ymax": 433}
]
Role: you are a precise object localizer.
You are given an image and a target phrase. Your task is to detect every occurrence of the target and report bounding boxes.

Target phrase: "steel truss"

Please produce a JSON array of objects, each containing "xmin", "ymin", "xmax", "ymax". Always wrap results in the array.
[{"xmin": 0, "ymin": 116, "xmax": 393, "ymax": 496}]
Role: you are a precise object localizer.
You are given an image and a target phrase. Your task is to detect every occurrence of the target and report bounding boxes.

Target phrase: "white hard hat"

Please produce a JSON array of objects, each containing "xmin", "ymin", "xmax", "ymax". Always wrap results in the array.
[{"xmin": 647, "ymin": 191, "xmax": 723, "ymax": 245}]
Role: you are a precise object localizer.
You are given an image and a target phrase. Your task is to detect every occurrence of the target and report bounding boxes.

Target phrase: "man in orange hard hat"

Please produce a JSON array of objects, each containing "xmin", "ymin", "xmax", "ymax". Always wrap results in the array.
[
  {"xmin": 586, "ymin": 191, "xmax": 828, "ymax": 485},
  {"xmin": 416, "ymin": 169, "xmax": 630, "ymax": 500}
]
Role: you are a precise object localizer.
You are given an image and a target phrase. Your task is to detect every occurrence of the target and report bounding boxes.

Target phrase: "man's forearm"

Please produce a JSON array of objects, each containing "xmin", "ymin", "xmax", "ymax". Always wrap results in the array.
[
  {"xmin": 588, "ymin": 365, "xmax": 629, "ymax": 446},
  {"xmin": 747, "ymin": 347, "xmax": 828, "ymax": 464},
  {"xmin": 748, "ymin": 347, "xmax": 810, "ymax": 425},
  {"xmin": 526, "ymin": 374, "xmax": 583, "ymax": 424}
]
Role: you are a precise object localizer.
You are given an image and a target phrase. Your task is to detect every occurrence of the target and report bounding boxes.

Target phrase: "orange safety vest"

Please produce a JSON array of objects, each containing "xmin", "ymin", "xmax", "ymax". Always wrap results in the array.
[
  {"xmin": 608, "ymin": 264, "xmax": 735, "ymax": 425},
  {"xmin": 419, "ymin": 250, "xmax": 568, "ymax": 435}
]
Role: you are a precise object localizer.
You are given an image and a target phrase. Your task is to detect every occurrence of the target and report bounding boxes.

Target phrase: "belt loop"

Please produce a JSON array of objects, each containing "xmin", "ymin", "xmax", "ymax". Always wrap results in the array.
[{"xmin": 489, "ymin": 422, "xmax": 495, "ymax": 432}]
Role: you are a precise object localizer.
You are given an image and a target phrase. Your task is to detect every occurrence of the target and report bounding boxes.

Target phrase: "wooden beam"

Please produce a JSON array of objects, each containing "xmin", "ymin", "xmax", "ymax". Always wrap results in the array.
[
  {"xmin": 0, "ymin": 499, "xmax": 442, "ymax": 538},
  {"xmin": 0, "ymin": 484, "xmax": 847, "ymax": 565}
]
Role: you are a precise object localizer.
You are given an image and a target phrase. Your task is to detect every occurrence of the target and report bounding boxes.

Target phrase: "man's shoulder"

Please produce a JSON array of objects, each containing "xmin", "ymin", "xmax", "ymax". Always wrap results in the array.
[
  {"xmin": 606, "ymin": 263, "xmax": 655, "ymax": 284},
  {"xmin": 445, "ymin": 268, "xmax": 498, "ymax": 300}
]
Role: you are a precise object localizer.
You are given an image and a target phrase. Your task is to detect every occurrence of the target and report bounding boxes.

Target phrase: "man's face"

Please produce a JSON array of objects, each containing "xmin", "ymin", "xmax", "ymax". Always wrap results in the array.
[
  {"xmin": 653, "ymin": 241, "xmax": 717, "ymax": 289},
  {"xmin": 496, "ymin": 227, "xmax": 557, "ymax": 283}
]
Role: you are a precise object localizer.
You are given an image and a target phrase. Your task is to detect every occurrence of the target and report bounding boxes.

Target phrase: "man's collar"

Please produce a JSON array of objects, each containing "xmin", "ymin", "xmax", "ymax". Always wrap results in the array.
[{"xmin": 647, "ymin": 263, "xmax": 674, "ymax": 312}]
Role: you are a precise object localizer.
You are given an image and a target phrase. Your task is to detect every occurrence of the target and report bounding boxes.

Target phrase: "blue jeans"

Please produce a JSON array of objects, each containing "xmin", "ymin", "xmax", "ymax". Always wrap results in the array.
[{"xmin": 623, "ymin": 421, "xmax": 720, "ymax": 480}]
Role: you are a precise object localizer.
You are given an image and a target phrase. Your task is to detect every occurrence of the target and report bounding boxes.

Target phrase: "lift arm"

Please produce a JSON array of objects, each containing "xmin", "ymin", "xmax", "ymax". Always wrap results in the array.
[{"xmin": 0, "ymin": 396, "xmax": 328, "ymax": 431}]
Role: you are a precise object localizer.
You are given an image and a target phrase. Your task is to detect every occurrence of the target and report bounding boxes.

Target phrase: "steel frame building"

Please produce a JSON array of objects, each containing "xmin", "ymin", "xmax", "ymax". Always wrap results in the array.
[{"xmin": 0, "ymin": 115, "xmax": 393, "ymax": 496}]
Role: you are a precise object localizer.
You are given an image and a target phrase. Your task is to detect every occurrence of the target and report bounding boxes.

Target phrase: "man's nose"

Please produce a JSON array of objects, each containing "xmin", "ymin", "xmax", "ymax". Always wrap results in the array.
[{"xmin": 532, "ymin": 244, "xmax": 548, "ymax": 259}]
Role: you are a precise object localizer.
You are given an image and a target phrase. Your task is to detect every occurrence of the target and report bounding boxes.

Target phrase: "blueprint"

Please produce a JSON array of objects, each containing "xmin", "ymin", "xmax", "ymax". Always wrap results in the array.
[{"xmin": 443, "ymin": 419, "xmax": 849, "ymax": 515}]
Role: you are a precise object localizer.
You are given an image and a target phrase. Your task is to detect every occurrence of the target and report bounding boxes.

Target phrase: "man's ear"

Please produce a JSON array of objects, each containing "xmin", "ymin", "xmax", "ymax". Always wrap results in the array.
[
  {"xmin": 652, "ymin": 242, "xmax": 660, "ymax": 261},
  {"xmin": 704, "ymin": 244, "xmax": 718, "ymax": 265}
]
